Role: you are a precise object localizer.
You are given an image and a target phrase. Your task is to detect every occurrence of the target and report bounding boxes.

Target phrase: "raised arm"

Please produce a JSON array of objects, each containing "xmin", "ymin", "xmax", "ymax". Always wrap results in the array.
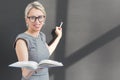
[{"xmin": 47, "ymin": 26, "xmax": 62, "ymax": 55}]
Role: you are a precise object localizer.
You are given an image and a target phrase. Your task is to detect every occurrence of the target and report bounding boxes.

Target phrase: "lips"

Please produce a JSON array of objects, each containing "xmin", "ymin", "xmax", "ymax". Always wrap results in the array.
[{"xmin": 33, "ymin": 24, "xmax": 40, "ymax": 28}]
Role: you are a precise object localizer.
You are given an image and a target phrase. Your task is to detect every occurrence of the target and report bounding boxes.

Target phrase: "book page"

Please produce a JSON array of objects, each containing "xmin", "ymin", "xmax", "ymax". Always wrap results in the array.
[
  {"xmin": 38, "ymin": 60, "xmax": 63, "ymax": 68},
  {"xmin": 9, "ymin": 61, "xmax": 38, "ymax": 70}
]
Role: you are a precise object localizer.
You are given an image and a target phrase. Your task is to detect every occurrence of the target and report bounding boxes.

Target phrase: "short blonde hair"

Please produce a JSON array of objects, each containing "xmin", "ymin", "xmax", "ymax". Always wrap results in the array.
[{"xmin": 25, "ymin": 1, "xmax": 46, "ymax": 18}]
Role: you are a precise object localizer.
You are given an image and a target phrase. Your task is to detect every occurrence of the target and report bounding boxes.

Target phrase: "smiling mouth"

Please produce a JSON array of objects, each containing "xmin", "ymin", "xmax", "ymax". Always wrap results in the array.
[{"xmin": 33, "ymin": 24, "xmax": 40, "ymax": 27}]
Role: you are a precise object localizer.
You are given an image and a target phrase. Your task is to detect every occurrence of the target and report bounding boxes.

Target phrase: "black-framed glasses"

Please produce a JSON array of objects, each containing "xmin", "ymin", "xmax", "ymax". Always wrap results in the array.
[{"xmin": 27, "ymin": 15, "xmax": 45, "ymax": 22}]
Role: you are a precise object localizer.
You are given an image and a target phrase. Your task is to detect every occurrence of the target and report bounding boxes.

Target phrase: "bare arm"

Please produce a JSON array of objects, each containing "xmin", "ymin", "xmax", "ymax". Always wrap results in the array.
[
  {"xmin": 15, "ymin": 39, "xmax": 34, "ymax": 79},
  {"xmin": 47, "ymin": 26, "xmax": 62, "ymax": 55}
]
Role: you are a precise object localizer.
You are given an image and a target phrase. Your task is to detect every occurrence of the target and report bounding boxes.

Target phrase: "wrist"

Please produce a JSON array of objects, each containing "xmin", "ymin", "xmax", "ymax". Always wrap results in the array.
[{"xmin": 56, "ymin": 35, "xmax": 62, "ymax": 39}]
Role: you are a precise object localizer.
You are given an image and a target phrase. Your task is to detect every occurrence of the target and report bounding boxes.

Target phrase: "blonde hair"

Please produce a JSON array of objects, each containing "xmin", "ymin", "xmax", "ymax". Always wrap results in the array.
[{"xmin": 24, "ymin": 1, "xmax": 46, "ymax": 18}]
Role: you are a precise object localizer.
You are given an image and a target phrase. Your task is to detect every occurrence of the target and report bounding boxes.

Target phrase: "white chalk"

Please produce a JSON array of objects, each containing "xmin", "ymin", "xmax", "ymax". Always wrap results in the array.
[{"xmin": 59, "ymin": 22, "xmax": 63, "ymax": 27}]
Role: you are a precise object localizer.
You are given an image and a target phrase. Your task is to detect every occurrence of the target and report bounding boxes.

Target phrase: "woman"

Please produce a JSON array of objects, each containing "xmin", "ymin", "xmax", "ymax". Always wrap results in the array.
[{"xmin": 14, "ymin": 1, "xmax": 62, "ymax": 80}]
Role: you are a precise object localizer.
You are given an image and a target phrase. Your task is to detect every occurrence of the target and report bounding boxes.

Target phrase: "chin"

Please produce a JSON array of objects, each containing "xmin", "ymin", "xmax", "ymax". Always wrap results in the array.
[{"xmin": 34, "ymin": 29, "xmax": 41, "ymax": 32}]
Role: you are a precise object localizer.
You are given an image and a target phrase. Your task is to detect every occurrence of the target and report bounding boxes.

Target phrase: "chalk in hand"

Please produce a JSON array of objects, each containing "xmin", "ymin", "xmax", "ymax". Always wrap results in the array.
[{"xmin": 59, "ymin": 22, "xmax": 63, "ymax": 27}]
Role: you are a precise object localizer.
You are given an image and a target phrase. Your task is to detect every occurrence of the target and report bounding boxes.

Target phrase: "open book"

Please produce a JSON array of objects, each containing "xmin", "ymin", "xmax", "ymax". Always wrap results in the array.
[{"xmin": 9, "ymin": 59, "xmax": 63, "ymax": 70}]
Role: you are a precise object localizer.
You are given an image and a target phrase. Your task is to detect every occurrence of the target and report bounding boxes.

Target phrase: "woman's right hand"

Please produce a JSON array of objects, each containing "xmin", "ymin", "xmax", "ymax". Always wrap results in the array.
[{"xmin": 22, "ymin": 68, "xmax": 35, "ymax": 79}]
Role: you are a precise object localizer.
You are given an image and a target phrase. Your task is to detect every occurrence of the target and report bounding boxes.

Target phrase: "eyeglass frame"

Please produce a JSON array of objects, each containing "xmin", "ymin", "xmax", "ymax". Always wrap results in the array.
[{"xmin": 27, "ymin": 15, "xmax": 45, "ymax": 23}]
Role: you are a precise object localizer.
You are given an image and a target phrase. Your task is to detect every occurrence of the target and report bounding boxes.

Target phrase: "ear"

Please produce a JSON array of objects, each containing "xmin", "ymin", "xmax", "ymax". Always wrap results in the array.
[{"xmin": 25, "ymin": 18, "xmax": 29, "ymax": 27}]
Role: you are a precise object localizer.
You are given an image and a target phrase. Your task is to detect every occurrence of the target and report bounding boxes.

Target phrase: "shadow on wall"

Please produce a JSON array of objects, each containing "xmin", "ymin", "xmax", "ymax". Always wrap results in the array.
[{"xmin": 64, "ymin": 25, "xmax": 120, "ymax": 68}]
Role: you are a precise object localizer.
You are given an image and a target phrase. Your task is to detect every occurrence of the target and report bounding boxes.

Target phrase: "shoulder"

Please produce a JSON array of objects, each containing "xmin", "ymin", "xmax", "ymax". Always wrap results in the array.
[
  {"xmin": 15, "ymin": 33, "xmax": 32, "ymax": 42},
  {"xmin": 16, "ymin": 33, "xmax": 28, "ymax": 39},
  {"xmin": 14, "ymin": 33, "xmax": 29, "ymax": 48}
]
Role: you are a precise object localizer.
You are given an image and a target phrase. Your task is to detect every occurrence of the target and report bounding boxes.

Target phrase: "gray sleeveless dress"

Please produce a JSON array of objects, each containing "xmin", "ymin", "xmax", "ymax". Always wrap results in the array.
[{"xmin": 14, "ymin": 32, "xmax": 50, "ymax": 80}]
